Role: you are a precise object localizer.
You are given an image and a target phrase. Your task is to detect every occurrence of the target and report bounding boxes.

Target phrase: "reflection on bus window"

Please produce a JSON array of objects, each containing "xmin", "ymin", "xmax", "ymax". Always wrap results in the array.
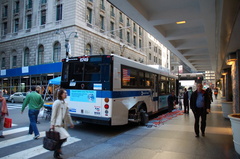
[{"xmin": 62, "ymin": 63, "xmax": 69, "ymax": 82}]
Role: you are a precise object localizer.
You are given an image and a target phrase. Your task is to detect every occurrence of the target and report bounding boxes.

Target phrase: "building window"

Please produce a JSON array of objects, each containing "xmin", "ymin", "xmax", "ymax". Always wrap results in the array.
[
  {"xmin": 26, "ymin": 0, "xmax": 33, "ymax": 9},
  {"xmin": 100, "ymin": 15, "xmax": 104, "ymax": 30},
  {"xmin": 149, "ymin": 42, "xmax": 151, "ymax": 49},
  {"xmin": 3, "ymin": 5, "xmax": 8, "ymax": 18},
  {"xmin": 41, "ymin": 10, "xmax": 46, "ymax": 25},
  {"xmin": 24, "ymin": 48, "xmax": 30, "ymax": 66},
  {"xmin": 139, "ymin": 39, "xmax": 142, "ymax": 48},
  {"xmin": 127, "ymin": 32, "xmax": 130, "ymax": 43},
  {"xmin": 149, "ymin": 53, "xmax": 151, "ymax": 61},
  {"xmin": 14, "ymin": 1, "xmax": 20, "ymax": 14},
  {"xmin": 38, "ymin": 45, "xmax": 44, "ymax": 64},
  {"xmin": 119, "ymin": 27, "xmax": 123, "ymax": 39},
  {"xmin": 85, "ymin": 43, "xmax": 92, "ymax": 55},
  {"xmin": 26, "ymin": 14, "xmax": 32, "ymax": 29},
  {"xmin": 1, "ymin": 57, "xmax": 5, "ymax": 68},
  {"xmin": 53, "ymin": 42, "xmax": 61, "ymax": 62},
  {"xmin": 41, "ymin": 0, "xmax": 47, "ymax": 4},
  {"xmin": 133, "ymin": 23, "xmax": 136, "ymax": 32},
  {"xmin": 133, "ymin": 35, "xmax": 136, "ymax": 46},
  {"xmin": 2, "ymin": 22, "xmax": 7, "ymax": 35},
  {"xmin": 87, "ymin": 8, "xmax": 92, "ymax": 24},
  {"xmin": 139, "ymin": 27, "xmax": 142, "ymax": 36},
  {"xmin": 127, "ymin": 18, "xmax": 130, "ymax": 26},
  {"xmin": 14, "ymin": 19, "xmax": 19, "ymax": 32},
  {"xmin": 110, "ymin": 6, "xmax": 115, "ymax": 17},
  {"xmin": 12, "ymin": 55, "xmax": 17, "ymax": 67},
  {"xmin": 100, "ymin": 0, "xmax": 105, "ymax": 10},
  {"xmin": 119, "ymin": 12, "xmax": 123, "ymax": 23},
  {"xmin": 100, "ymin": 48, "xmax": 104, "ymax": 55},
  {"xmin": 110, "ymin": 22, "xmax": 114, "ymax": 35},
  {"xmin": 159, "ymin": 49, "xmax": 162, "ymax": 56},
  {"xmin": 56, "ymin": 4, "xmax": 62, "ymax": 21}
]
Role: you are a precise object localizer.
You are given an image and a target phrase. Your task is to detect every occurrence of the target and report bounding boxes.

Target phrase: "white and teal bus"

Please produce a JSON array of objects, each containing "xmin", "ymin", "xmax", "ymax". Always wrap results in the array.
[{"xmin": 61, "ymin": 55, "xmax": 177, "ymax": 126}]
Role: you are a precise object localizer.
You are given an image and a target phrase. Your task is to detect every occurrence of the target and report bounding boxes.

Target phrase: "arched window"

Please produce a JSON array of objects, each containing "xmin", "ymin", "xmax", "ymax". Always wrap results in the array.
[
  {"xmin": 24, "ymin": 48, "xmax": 30, "ymax": 66},
  {"xmin": 85, "ymin": 43, "xmax": 92, "ymax": 55},
  {"xmin": 100, "ymin": 48, "xmax": 104, "ymax": 55},
  {"xmin": 53, "ymin": 42, "xmax": 61, "ymax": 62},
  {"xmin": 38, "ymin": 45, "xmax": 44, "ymax": 64}
]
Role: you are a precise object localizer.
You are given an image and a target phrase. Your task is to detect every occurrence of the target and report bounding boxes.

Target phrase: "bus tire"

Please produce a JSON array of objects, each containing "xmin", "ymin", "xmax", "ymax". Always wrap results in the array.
[{"xmin": 140, "ymin": 109, "xmax": 149, "ymax": 126}]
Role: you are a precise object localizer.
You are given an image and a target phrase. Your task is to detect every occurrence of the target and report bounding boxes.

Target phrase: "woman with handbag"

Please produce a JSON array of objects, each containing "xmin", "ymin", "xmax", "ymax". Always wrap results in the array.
[
  {"xmin": 50, "ymin": 89, "xmax": 74, "ymax": 159},
  {"xmin": 0, "ymin": 90, "xmax": 8, "ymax": 138}
]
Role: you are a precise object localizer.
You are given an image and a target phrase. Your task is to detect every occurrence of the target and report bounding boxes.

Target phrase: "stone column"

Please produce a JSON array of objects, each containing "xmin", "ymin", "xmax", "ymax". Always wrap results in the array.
[{"xmin": 231, "ymin": 50, "xmax": 240, "ymax": 113}]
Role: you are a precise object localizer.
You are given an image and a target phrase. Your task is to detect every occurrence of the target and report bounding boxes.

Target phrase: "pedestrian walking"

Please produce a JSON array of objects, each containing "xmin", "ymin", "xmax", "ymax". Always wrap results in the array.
[
  {"xmin": 0, "ymin": 90, "xmax": 9, "ymax": 138},
  {"xmin": 168, "ymin": 90, "xmax": 177, "ymax": 112},
  {"xmin": 21, "ymin": 86, "xmax": 44, "ymax": 139},
  {"xmin": 183, "ymin": 88, "xmax": 189, "ymax": 114},
  {"xmin": 190, "ymin": 83, "xmax": 211, "ymax": 137},
  {"xmin": 214, "ymin": 87, "xmax": 219, "ymax": 99},
  {"xmin": 50, "ymin": 89, "xmax": 74, "ymax": 159}
]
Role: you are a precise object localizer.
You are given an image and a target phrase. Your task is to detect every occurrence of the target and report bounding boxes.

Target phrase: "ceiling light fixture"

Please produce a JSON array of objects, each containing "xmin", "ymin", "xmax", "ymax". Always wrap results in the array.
[
  {"xmin": 176, "ymin": 21, "xmax": 186, "ymax": 24},
  {"xmin": 226, "ymin": 51, "xmax": 237, "ymax": 65}
]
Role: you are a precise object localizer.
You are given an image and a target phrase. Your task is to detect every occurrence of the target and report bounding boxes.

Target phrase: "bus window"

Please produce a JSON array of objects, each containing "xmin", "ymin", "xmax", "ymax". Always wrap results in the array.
[
  {"xmin": 139, "ymin": 71, "xmax": 144, "ymax": 87},
  {"xmin": 122, "ymin": 67, "xmax": 137, "ymax": 87},
  {"xmin": 145, "ymin": 72, "xmax": 153, "ymax": 87},
  {"xmin": 62, "ymin": 63, "xmax": 69, "ymax": 82},
  {"xmin": 84, "ymin": 63, "xmax": 101, "ymax": 82}
]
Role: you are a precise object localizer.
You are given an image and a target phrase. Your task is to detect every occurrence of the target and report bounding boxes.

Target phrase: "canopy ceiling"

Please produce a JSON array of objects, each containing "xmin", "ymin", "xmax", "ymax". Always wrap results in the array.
[{"xmin": 107, "ymin": 0, "xmax": 240, "ymax": 78}]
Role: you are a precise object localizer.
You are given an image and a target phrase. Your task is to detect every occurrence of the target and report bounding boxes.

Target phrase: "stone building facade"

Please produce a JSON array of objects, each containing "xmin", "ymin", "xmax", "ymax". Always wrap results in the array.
[{"xmin": 0, "ymin": 0, "xmax": 172, "ymax": 93}]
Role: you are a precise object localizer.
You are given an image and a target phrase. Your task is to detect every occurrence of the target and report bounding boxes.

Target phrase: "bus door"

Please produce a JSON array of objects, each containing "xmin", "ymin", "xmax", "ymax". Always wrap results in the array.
[{"xmin": 152, "ymin": 74, "xmax": 158, "ymax": 111}]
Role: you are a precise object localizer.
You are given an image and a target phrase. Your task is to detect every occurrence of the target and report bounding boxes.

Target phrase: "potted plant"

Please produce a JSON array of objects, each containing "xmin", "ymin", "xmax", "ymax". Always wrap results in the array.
[
  {"xmin": 222, "ymin": 101, "xmax": 233, "ymax": 118},
  {"xmin": 228, "ymin": 114, "xmax": 240, "ymax": 155}
]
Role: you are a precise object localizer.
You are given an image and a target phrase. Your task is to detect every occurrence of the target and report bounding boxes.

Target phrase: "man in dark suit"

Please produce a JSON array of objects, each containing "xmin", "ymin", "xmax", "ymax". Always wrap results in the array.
[
  {"xmin": 190, "ymin": 83, "xmax": 211, "ymax": 137},
  {"xmin": 168, "ymin": 90, "xmax": 176, "ymax": 112},
  {"xmin": 183, "ymin": 88, "xmax": 189, "ymax": 114}
]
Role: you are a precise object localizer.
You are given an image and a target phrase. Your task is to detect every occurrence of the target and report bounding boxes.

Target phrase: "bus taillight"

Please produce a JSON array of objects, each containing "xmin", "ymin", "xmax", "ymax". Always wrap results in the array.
[
  {"xmin": 104, "ymin": 98, "xmax": 109, "ymax": 103},
  {"xmin": 104, "ymin": 104, "xmax": 109, "ymax": 109}
]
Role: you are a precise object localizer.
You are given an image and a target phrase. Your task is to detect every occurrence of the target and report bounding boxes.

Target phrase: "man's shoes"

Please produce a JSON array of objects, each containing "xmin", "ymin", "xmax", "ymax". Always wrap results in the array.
[
  {"xmin": 37, "ymin": 121, "xmax": 40, "ymax": 124},
  {"xmin": 33, "ymin": 134, "xmax": 40, "ymax": 140},
  {"xmin": 202, "ymin": 133, "xmax": 205, "ymax": 137},
  {"xmin": 195, "ymin": 134, "xmax": 199, "ymax": 137},
  {"xmin": 0, "ymin": 135, "xmax": 5, "ymax": 138}
]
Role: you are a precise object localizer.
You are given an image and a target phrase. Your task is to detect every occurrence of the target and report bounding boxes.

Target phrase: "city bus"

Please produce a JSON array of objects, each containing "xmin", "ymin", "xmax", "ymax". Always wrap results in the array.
[{"xmin": 61, "ymin": 54, "xmax": 177, "ymax": 126}]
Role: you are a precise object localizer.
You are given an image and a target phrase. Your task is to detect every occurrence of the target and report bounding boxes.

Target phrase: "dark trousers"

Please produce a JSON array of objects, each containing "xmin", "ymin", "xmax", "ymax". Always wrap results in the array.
[
  {"xmin": 193, "ymin": 108, "xmax": 207, "ymax": 135},
  {"xmin": 28, "ymin": 109, "xmax": 40, "ymax": 136},
  {"xmin": 184, "ymin": 104, "xmax": 189, "ymax": 113},
  {"xmin": 54, "ymin": 139, "xmax": 67, "ymax": 156}
]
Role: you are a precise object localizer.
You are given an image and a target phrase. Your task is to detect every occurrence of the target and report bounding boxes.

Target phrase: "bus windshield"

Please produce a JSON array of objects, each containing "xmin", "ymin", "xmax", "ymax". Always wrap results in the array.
[{"xmin": 61, "ymin": 56, "xmax": 112, "ymax": 90}]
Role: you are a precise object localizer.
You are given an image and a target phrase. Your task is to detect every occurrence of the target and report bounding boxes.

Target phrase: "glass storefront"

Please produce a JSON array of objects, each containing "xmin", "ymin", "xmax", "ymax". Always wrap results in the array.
[{"xmin": 0, "ymin": 73, "xmax": 61, "ymax": 95}]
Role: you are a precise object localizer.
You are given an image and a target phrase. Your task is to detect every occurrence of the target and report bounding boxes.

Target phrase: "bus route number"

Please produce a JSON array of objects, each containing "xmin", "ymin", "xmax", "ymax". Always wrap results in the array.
[{"xmin": 80, "ymin": 57, "xmax": 89, "ymax": 62}]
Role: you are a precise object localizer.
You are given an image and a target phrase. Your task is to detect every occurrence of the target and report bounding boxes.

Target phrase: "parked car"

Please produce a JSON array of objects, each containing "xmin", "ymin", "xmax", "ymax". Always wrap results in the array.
[
  {"xmin": 3, "ymin": 94, "xmax": 10, "ymax": 102},
  {"xmin": 9, "ymin": 92, "xmax": 27, "ymax": 103}
]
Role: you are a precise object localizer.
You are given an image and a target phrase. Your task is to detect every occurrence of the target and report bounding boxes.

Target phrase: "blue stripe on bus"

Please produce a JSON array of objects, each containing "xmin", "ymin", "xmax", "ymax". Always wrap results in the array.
[{"xmin": 66, "ymin": 90, "xmax": 151, "ymax": 98}]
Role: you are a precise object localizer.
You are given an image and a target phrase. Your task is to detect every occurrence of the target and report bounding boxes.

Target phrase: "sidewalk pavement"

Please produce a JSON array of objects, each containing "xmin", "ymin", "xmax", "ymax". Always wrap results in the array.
[{"xmin": 71, "ymin": 97, "xmax": 240, "ymax": 159}]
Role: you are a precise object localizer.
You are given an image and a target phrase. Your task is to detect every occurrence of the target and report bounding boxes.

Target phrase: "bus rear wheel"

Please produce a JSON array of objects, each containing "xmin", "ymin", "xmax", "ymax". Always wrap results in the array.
[{"xmin": 139, "ymin": 109, "xmax": 149, "ymax": 126}]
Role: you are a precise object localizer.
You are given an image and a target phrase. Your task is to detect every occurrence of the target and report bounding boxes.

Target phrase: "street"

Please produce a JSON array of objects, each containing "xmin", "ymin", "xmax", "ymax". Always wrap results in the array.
[{"xmin": 0, "ymin": 103, "xmax": 138, "ymax": 159}]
